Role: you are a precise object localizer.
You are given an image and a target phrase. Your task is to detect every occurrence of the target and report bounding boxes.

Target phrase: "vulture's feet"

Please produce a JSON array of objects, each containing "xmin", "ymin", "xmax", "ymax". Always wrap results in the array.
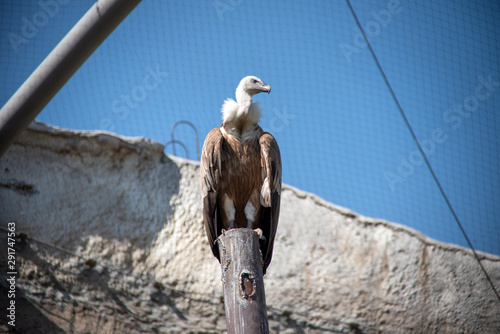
[{"xmin": 253, "ymin": 228, "xmax": 266, "ymax": 242}]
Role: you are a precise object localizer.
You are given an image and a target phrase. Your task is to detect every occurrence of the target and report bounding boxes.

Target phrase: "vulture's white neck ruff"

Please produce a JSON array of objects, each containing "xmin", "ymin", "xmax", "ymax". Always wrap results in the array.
[{"xmin": 221, "ymin": 89, "xmax": 261, "ymax": 139}]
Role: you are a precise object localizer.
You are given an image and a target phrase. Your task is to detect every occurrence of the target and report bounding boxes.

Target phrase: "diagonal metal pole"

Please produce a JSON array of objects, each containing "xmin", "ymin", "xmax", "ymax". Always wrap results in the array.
[{"xmin": 0, "ymin": 0, "xmax": 142, "ymax": 158}]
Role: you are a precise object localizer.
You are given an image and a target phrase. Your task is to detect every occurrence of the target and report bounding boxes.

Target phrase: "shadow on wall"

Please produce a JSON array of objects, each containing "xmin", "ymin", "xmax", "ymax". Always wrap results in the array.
[
  {"xmin": 0, "ymin": 282, "xmax": 66, "ymax": 333},
  {"xmin": 0, "ymin": 234, "xmax": 153, "ymax": 333},
  {"xmin": 0, "ymin": 237, "xmax": 66, "ymax": 333},
  {"xmin": 0, "ymin": 122, "xmax": 181, "ymax": 252}
]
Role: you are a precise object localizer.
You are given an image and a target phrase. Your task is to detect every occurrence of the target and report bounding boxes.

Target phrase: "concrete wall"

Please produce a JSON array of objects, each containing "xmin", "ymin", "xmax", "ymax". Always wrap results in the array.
[{"xmin": 1, "ymin": 122, "xmax": 499, "ymax": 333}]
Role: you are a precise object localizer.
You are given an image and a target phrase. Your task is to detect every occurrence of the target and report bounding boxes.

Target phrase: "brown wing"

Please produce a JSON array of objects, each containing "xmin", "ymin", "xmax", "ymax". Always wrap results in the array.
[
  {"xmin": 259, "ymin": 132, "xmax": 282, "ymax": 274},
  {"xmin": 200, "ymin": 127, "xmax": 223, "ymax": 261}
]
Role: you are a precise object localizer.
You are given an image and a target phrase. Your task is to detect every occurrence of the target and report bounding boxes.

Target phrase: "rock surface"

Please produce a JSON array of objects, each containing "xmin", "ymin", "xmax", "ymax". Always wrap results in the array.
[{"xmin": 0, "ymin": 122, "xmax": 499, "ymax": 333}]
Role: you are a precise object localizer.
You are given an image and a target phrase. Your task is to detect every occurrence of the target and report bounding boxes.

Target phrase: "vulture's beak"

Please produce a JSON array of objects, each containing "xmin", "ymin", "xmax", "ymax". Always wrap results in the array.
[{"xmin": 262, "ymin": 83, "xmax": 271, "ymax": 94}]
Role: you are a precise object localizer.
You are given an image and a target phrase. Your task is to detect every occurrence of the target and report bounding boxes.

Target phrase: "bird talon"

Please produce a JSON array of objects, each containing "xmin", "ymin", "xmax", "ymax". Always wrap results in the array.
[{"xmin": 254, "ymin": 228, "xmax": 266, "ymax": 242}]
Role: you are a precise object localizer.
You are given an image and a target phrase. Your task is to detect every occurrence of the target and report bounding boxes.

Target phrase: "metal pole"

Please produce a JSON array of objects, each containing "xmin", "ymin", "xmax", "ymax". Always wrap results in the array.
[
  {"xmin": 0, "ymin": 0, "xmax": 142, "ymax": 157},
  {"xmin": 170, "ymin": 120, "xmax": 200, "ymax": 160},
  {"xmin": 218, "ymin": 228, "xmax": 269, "ymax": 334}
]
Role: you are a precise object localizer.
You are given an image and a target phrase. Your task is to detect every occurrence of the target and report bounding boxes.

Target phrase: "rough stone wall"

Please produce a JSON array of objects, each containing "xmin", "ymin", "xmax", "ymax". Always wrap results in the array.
[{"xmin": 0, "ymin": 122, "xmax": 499, "ymax": 333}]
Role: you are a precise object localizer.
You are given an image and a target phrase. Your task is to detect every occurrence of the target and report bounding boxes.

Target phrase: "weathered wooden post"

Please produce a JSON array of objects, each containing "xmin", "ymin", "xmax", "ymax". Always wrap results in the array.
[{"xmin": 218, "ymin": 228, "xmax": 269, "ymax": 334}]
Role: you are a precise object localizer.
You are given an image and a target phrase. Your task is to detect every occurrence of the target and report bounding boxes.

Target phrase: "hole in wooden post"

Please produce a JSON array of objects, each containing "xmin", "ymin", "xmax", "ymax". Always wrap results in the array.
[{"xmin": 240, "ymin": 271, "xmax": 256, "ymax": 300}]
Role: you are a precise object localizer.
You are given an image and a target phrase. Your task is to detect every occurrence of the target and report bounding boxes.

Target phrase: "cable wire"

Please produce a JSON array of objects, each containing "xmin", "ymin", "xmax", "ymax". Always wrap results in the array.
[{"xmin": 344, "ymin": 0, "xmax": 500, "ymax": 304}]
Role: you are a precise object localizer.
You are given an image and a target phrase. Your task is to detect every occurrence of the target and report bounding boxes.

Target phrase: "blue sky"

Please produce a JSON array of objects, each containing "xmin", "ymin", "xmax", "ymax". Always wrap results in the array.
[{"xmin": 1, "ymin": 0, "xmax": 499, "ymax": 255}]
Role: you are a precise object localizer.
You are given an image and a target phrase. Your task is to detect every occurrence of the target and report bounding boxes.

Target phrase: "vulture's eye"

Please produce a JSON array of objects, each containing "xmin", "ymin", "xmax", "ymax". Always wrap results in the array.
[{"xmin": 252, "ymin": 79, "xmax": 258, "ymax": 84}]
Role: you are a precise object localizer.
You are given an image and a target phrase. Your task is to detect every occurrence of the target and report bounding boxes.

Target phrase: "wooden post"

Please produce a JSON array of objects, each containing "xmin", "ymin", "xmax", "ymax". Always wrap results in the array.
[{"xmin": 218, "ymin": 228, "xmax": 269, "ymax": 334}]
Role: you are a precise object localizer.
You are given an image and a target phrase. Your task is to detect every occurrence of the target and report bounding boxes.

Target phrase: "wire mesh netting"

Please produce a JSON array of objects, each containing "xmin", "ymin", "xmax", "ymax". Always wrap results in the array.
[{"xmin": 1, "ymin": 0, "xmax": 499, "ymax": 262}]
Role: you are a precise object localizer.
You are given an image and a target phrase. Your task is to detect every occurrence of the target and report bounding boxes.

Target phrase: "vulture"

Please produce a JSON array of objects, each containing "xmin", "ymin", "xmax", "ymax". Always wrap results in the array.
[{"xmin": 200, "ymin": 76, "xmax": 282, "ymax": 274}]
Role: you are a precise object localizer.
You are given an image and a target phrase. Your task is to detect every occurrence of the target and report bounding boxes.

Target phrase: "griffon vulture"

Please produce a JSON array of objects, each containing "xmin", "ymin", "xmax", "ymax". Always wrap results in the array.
[{"xmin": 200, "ymin": 76, "xmax": 282, "ymax": 274}]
